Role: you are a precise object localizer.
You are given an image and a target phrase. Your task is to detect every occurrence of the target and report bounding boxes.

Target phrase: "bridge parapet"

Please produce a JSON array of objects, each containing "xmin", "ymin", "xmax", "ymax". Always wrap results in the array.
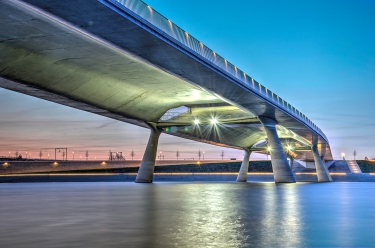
[{"xmin": 101, "ymin": 0, "xmax": 327, "ymax": 142}]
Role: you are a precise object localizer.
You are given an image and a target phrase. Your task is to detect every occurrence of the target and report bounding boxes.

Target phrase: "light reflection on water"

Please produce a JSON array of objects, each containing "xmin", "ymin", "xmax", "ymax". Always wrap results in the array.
[{"xmin": 0, "ymin": 182, "xmax": 374, "ymax": 247}]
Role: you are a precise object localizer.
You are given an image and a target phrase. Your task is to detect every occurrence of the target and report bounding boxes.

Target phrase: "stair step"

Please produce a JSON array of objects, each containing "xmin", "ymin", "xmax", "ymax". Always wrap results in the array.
[{"xmin": 346, "ymin": 160, "xmax": 362, "ymax": 173}]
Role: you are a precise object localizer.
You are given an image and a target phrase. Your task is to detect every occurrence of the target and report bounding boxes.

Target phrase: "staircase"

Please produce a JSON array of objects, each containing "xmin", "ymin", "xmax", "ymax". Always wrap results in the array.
[{"xmin": 346, "ymin": 160, "xmax": 362, "ymax": 173}]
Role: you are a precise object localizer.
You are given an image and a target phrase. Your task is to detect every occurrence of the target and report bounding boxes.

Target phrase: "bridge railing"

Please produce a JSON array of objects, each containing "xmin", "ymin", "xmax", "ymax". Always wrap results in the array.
[{"xmin": 105, "ymin": 0, "xmax": 327, "ymax": 141}]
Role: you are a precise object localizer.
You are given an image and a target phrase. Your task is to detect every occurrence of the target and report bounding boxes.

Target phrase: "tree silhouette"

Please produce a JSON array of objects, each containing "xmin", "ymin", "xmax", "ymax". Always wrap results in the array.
[
  {"xmin": 198, "ymin": 149, "xmax": 201, "ymax": 160},
  {"xmin": 176, "ymin": 150, "xmax": 179, "ymax": 160},
  {"xmin": 221, "ymin": 151, "xmax": 224, "ymax": 160},
  {"xmin": 39, "ymin": 150, "xmax": 43, "ymax": 160},
  {"xmin": 86, "ymin": 150, "xmax": 89, "ymax": 161},
  {"xmin": 353, "ymin": 149, "xmax": 357, "ymax": 160},
  {"xmin": 131, "ymin": 150, "xmax": 135, "ymax": 160}
]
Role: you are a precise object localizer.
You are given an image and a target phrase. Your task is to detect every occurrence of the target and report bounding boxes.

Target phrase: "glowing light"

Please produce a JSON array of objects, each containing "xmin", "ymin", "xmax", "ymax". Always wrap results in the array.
[
  {"xmin": 341, "ymin": 152, "xmax": 345, "ymax": 157},
  {"xmin": 53, "ymin": 162, "xmax": 58, "ymax": 166},
  {"xmin": 267, "ymin": 146, "xmax": 271, "ymax": 151},
  {"xmin": 194, "ymin": 119, "xmax": 200, "ymax": 125},
  {"xmin": 101, "ymin": 162, "xmax": 106, "ymax": 165},
  {"xmin": 3, "ymin": 162, "xmax": 9, "ymax": 167},
  {"xmin": 287, "ymin": 146, "xmax": 291, "ymax": 150},
  {"xmin": 211, "ymin": 118, "xmax": 218, "ymax": 124},
  {"xmin": 197, "ymin": 161, "xmax": 201, "ymax": 165}
]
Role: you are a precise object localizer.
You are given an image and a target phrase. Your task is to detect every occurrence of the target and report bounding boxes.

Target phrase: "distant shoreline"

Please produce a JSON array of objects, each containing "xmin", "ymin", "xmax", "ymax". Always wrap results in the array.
[
  {"xmin": 1, "ymin": 160, "xmax": 375, "ymax": 183},
  {"xmin": 1, "ymin": 172, "xmax": 375, "ymax": 183}
]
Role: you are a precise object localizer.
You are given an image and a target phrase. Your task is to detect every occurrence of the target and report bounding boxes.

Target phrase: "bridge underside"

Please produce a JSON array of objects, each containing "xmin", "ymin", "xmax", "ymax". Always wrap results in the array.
[{"xmin": 0, "ymin": 0, "xmax": 332, "ymax": 163}]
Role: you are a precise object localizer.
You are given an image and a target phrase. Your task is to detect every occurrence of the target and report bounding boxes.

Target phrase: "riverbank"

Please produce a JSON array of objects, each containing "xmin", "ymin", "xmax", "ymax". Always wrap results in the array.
[
  {"xmin": 1, "ymin": 172, "xmax": 375, "ymax": 183},
  {"xmin": 2, "ymin": 160, "xmax": 375, "ymax": 183}
]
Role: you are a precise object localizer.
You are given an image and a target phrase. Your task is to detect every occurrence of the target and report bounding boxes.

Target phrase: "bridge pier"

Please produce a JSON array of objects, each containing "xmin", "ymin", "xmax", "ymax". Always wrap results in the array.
[
  {"xmin": 289, "ymin": 156, "xmax": 294, "ymax": 170},
  {"xmin": 236, "ymin": 149, "xmax": 251, "ymax": 182},
  {"xmin": 258, "ymin": 117, "xmax": 296, "ymax": 183},
  {"xmin": 312, "ymin": 145, "xmax": 332, "ymax": 182},
  {"xmin": 135, "ymin": 123, "xmax": 162, "ymax": 183}
]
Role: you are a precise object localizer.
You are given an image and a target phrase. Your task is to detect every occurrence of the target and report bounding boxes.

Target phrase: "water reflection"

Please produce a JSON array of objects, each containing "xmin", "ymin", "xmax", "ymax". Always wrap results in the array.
[{"xmin": 0, "ymin": 182, "xmax": 375, "ymax": 247}]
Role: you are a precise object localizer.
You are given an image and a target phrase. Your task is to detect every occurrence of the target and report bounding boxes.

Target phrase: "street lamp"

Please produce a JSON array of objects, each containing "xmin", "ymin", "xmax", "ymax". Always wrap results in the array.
[
  {"xmin": 203, "ymin": 151, "xmax": 205, "ymax": 160},
  {"xmin": 72, "ymin": 151, "xmax": 75, "ymax": 161},
  {"xmin": 341, "ymin": 152, "xmax": 345, "ymax": 160}
]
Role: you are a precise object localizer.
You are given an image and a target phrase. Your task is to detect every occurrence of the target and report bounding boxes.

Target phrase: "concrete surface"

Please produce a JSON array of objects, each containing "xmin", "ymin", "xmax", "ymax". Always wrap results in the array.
[{"xmin": 0, "ymin": 0, "xmax": 332, "ymax": 162}]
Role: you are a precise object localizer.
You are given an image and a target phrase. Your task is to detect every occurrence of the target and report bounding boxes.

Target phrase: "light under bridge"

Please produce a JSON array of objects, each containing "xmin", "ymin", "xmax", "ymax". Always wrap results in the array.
[{"xmin": 0, "ymin": 0, "xmax": 332, "ymax": 183}]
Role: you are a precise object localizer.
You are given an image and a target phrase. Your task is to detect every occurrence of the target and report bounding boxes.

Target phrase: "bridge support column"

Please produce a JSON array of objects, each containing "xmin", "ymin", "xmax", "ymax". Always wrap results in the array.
[
  {"xmin": 135, "ymin": 123, "xmax": 162, "ymax": 183},
  {"xmin": 236, "ymin": 149, "xmax": 251, "ymax": 182},
  {"xmin": 258, "ymin": 117, "xmax": 296, "ymax": 183},
  {"xmin": 312, "ymin": 145, "xmax": 332, "ymax": 182},
  {"xmin": 289, "ymin": 156, "xmax": 294, "ymax": 170}
]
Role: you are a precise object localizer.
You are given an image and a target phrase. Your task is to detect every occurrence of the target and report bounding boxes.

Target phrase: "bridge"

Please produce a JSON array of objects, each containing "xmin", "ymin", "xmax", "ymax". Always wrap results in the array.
[{"xmin": 0, "ymin": 0, "xmax": 332, "ymax": 183}]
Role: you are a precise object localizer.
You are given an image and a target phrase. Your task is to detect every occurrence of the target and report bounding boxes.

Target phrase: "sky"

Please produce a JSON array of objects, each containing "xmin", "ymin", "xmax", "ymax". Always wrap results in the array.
[{"xmin": 1, "ymin": 0, "xmax": 375, "ymax": 160}]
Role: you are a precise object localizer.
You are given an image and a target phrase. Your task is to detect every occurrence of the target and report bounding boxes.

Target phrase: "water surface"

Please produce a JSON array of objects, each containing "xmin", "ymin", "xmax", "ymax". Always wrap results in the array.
[{"xmin": 1, "ymin": 182, "xmax": 374, "ymax": 247}]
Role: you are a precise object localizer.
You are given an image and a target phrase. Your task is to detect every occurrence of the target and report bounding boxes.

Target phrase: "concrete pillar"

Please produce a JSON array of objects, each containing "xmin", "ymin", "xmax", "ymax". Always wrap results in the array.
[
  {"xmin": 135, "ymin": 123, "xmax": 163, "ymax": 183},
  {"xmin": 236, "ymin": 149, "xmax": 251, "ymax": 182},
  {"xmin": 312, "ymin": 145, "xmax": 332, "ymax": 182},
  {"xmin": 289, "ymin": 156, "xmax": 294, "ymax": 170},
  {"xmin": 258, "ymin": 116, "xmax": 296, "ymax": 183}
]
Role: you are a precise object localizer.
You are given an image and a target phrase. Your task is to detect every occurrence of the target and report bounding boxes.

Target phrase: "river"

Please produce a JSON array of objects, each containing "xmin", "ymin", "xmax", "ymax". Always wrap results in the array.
[{"xmin": 1, "ymin": 182, "xmax": 374, "ymax": 247}]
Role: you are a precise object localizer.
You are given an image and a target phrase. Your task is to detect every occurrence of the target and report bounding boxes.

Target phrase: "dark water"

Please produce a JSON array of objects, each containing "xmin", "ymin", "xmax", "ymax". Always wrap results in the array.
[{"xmin": 0, "ymin": 182, "xmax": 374, "ymax": 247}]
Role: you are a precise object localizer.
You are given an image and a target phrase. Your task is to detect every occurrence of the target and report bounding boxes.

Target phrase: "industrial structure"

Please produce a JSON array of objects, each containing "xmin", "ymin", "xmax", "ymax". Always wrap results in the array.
[{"xmin": 0, "ymin": 0, "xmax": 333, "ymax": 183}]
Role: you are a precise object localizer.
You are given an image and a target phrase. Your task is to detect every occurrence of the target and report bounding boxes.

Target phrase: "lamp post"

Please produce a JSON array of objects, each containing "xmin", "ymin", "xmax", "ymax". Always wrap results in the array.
[
  {"xmin": 72, "ymin": 151, "xmax": 75, "ymax": 161},
  {"xmin": 203, "ymin": 151, "xmax": 205, "ymax": 160}
]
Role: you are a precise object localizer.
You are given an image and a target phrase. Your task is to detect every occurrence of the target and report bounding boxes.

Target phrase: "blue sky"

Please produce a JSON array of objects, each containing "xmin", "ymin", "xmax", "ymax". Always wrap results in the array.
[{"xmin": 1, "ymin": 0, "xmax": 375, "ymax": 160}]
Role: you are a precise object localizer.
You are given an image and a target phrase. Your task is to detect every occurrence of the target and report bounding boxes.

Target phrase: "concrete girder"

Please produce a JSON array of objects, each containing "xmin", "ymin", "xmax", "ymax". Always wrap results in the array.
[{"xmin": 0, "ymin": 0, "xmax": 333, "ymax": 162}]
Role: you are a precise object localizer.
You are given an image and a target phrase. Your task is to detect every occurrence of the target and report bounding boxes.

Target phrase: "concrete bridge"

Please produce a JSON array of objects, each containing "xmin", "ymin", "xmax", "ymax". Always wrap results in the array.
[{"xmin": 0, "ymin": 0, "xmax": 332, "ymax": 183}]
